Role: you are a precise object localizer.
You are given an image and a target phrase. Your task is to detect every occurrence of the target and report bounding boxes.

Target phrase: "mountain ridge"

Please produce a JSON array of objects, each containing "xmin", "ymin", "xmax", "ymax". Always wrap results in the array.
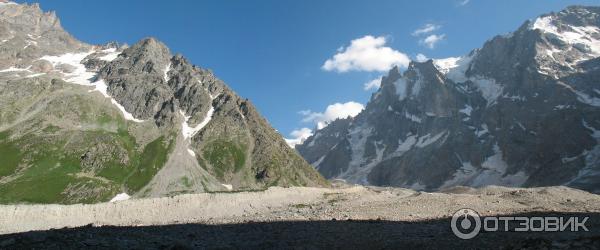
[{"xmin": 297, "ymin": 5, "xmax": 600, "ymax": 193}]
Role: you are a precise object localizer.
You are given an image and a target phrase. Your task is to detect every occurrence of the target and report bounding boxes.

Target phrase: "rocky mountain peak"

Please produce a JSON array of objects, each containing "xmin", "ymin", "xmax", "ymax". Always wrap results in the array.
[
  {"xmin": 0, "ymin": 1, "xmax": 327, "ymax": 204},
  {"xmin": 118, "ymin": 37, "xmax": 172, "ymax": 75},
  {"xmin": 379, "ymin": 65, "xmax": 401, "ymax": 88},
  {"xmin": 0, "ymin": 2, "xmax": 61, "ymax": 31},
  {"xmin": 135, "ymin": 37, "xmax": 171, "ymax": 55},
  {"xmin": 298, "ymin": 5, "xmax": 600, "ymax": 193},
  {"xmin": 0, "ymin": 1, "xmax": 85, "ymax": 69}
]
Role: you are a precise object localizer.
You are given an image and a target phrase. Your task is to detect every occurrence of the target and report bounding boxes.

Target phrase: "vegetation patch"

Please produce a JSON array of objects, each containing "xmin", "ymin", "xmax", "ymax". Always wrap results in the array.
[
  {"xmin": 202, "ymin": 140, "xmax": 247, "ymax": 179},
  {"xmin": 0, "ymin": 117, "xmax": 174, "ymax": 204},
  {"xmin": 0, "ymin": 139, "xmax": 82, "ymax": 204},
  {"xmin": 180, "ymin": 176, "xmax": 193, "ymax": 188},
  {"xmin": 124, "ymin": 136, "xmax": 174, "ymax": 192},
  {"xmin": 0, "ymin": 131, "xmax": 21, "ymax": 177}
]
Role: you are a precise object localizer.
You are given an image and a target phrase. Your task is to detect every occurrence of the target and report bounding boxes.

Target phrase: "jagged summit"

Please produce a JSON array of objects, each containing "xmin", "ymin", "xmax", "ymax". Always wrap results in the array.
[
  {"xmin": 0, "ymin": 1, "xmax": 85, "ymax": 69},
  {"xmin": 298, "ymin": 5, "xmax": 600, "ymax": 193}
]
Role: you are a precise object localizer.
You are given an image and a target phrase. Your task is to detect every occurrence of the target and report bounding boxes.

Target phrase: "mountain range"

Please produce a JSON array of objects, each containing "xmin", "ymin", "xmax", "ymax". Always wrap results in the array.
[{"xmin": 297, "ymin": 5, "xmax": 600, "ymax": 193}]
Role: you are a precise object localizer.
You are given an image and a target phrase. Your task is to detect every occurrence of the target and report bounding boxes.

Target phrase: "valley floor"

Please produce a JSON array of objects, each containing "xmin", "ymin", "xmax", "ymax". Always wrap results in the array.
[{"xmin": 1, "ymin": 184, "xmax": 600, "ymax": 248}]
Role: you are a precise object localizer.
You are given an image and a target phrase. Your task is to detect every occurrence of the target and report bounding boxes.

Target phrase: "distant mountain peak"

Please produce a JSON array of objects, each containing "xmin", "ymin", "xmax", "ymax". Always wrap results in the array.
[{"xmin": 298, "ymin": 5, "xmax": 600, "ymax": 193}]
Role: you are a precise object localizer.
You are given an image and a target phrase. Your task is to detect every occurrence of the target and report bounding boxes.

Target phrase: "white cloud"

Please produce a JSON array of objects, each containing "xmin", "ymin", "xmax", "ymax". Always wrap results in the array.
[
  {"xmin": 415, "ymin": 53, "xmax": 428, "ymax": 62},
  {"xmin": 420, "ymin": 34, "xmax": 445, "ymax": 49},
  {"xmin": 301, "ymin": 101, "xmax": 364, "ymax": 129},
  {"xmin": 284, "ymin": 127, "xmax": 313, "ymax": 148},
  {"xmin": 412, "ymin": 24, "xmax": 441, "ymax": 36},
  {"xmin": 363, "ymin": 77, "xmax": 382, "ymax": 91},
  {"xmin": 459, "ymin": 0, "xmax": 470, "ymax": 5},
  {"xmin": 322, "ymin": 35, "xmax": 410, "ymax": 72}
]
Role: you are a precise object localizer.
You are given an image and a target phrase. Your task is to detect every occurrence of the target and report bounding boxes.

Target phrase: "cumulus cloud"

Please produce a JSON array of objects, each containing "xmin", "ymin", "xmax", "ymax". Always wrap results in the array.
[
  {"xmin": 363, "ymin": 77, "xmax": 383, "ymax": 91},
  {"xmin": 412, "ymin": 24, "xmax": 441, "ymax": 36},
  {"xmin": 284, "ymin": 127, "xmax": 313, "ymax": 148},
  {"xmin": 322, "ymin": 35, "xmax": 410, "ymax": 72},
  {"xmin": 415, "ymin": 53, "xmax": 428, "ymax": 62},
  {"xmin": 420, "ymin": 34, "xmax": 445, "ymax": 49},
  {"xmin": 301, "ymin": 101, "xmax": 364, "ymax": 129}
]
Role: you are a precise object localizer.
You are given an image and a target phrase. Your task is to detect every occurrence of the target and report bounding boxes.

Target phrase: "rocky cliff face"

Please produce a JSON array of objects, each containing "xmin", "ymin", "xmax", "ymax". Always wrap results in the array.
[
  {"xmin": 298, "ymin": 6, "xmax": 600, "ymax": 193},
  {"xmin": 0, "ymin": 2, "xmax": 326, "ymax": 204}
]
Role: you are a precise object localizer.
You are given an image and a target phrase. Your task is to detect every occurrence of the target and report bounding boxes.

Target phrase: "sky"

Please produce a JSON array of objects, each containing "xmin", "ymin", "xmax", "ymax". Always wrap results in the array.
[{"xmin": 16, "ymin": 0, "xmax": 600, "ymax": 143}]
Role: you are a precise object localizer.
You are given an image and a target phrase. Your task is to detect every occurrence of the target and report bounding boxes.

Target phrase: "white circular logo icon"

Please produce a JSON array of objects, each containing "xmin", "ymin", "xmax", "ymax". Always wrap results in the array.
[{"xmin": 451, "ymin": 208, "xmax": 481, "ymax": 239}]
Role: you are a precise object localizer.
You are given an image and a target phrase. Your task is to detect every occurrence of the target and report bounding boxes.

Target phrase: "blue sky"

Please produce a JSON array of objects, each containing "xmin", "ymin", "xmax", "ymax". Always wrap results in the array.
[{"xmin": 18, "ymin": 0, "xmax": 599, "ymax": 141}]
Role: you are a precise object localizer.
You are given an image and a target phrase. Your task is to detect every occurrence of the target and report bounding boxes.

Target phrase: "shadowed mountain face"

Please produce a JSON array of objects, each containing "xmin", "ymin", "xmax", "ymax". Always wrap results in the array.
[
  {"xmin": 1, "ymin": 212, "xmax": 599, "ymax": 249},
  {"xmin": 297, "ymin": 6, "xmax": 600, "ymax": 193},
  {"xmin": 0, "ymin": 2, "xmax": 326, "ymax": 204}
]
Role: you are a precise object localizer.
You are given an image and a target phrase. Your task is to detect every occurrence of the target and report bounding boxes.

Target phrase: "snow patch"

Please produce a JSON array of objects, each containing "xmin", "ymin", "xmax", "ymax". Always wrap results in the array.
[
  {"xmin": 516, "ymin": 121, "xmax": 526, "ymax": 131},
  {"xmin": 23, "ymin": 39, "xmax": 37, "ymax": 49},
  {"xmin": 346, "ymin": 125, "xmax": 372, "ymax": 169},
  {"xmin": 554, "ymin": 104, "xmax": 573, "ymax": 110},
  {"xmin": 98, "ymin": 48, "xmax": 120, "ymax": 61},
  {"xmin": 180, "ymin": 94, "xmax": 217, "ymax": 140},
  {"xmin": 532, "ymin": 16, "xmax": 600, "ymax": 56},
  {"xmin": 472, "ymin": 77, "xmax": 503, "ymax": 106},
  {"xmin": 531, "ymin": 16, "xmax": 557, "ymax": 33},
  {"xmin": 109, "ymin": 193, "xmax": 130, "ymax": 203},
  {"xmin": 25, "ymin": 73, "xmax": 45, "ymax": 78},
  {"xmin": 187, "ymin": 148, "xmax": 196, "ymax": 157},
  {"xmin": 562, "ymin": 153, "xmax": 583, "ymax": 164},
  {"xmin": 404, "ymin": 111, "xmax": 422, "ymax": 123},
  {"xmin": 311, "ymin": 155, "xmax": 326, "ymax": 169},
  {"xmin": 575, "ymin": 90, "xmax": 600, "ymax": 107},
  {"xmin": 459, "ymin": 104, "xmax": 472, "ymax": 116},
  {"xmin": 340, "ymin": 138, "xmax": 386, "ymax": 185},
  {"xmin": 434, "ymin": 54, "xmax": 503, "ymax": 105},
  {"xmin": 476, "ymin": 124, "xmax": 489, "ymax": 137},
  {"xmin": 40, "ymin": 52, "xmax": 96, "ymax": 85},
  {"xmin": 41, "ymin": 51, "xmax": 144, "ymax": 122},
  {"xmin": 415, "ymin": 131, "xmax": 448, "ymax": 148},
  {"xmin": 433, "ymin": 55, "xmax": 473, "ymax": 83},
  {"xmin": 442, "ymin": 147, "xmax": 528, "ymax": 189},
  {"xmin": 163, "ymin": 63, "xmax": 171, "ymax": 82},
  {"xmin": 503, "ymin": 94, "xmax": 526, "ymax": 102},
  {"xmin": 0, "ymin": 66, "xmax": 31, "ymax": 73},
  {"xmin": 583, "ymin": 119, "xmax": 600, "ymax": 138},
  {"xmin": 221, "ymin": 184, "xmax": 233, "ymax": 191},
  {"xmin": 396, "ymin": 134, "xmax": 417, "ymax": 153},
  {"xmin": 470, "ymin": 144, "xmax": 528, "ymax": 187}
]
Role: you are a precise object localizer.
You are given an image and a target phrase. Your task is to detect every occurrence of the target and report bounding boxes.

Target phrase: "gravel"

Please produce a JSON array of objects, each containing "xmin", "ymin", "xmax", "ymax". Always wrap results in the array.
[{"xmin": 1, "ymin": 185, "xmax": 600, "ymax": 248}]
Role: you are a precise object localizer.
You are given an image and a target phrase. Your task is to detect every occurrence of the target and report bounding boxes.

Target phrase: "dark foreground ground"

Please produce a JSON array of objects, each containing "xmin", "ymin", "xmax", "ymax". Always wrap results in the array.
[{"xmin": 0, "ymin": 212, "xmax": 599, "ymax": 249}]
